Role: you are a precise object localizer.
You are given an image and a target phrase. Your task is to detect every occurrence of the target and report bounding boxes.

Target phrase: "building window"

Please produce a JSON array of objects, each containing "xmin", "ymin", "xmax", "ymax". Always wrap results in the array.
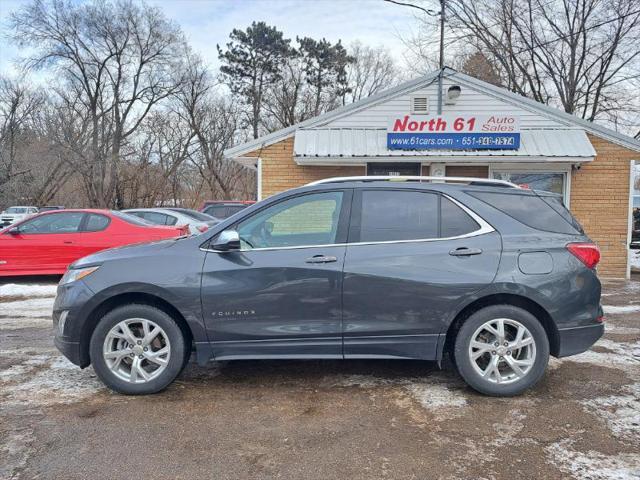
[{"xmin": 492, "ymin": 171, "xmax": 567, "ymax": 203}]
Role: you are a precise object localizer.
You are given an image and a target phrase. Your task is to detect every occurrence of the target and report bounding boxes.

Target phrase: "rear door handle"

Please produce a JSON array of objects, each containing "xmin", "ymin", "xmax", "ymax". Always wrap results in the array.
[
  {"xmin": 63, "ymin": 241, "xmax": 74, "ymax": 244},
  {"xmin": 449, "ymin": 247, "xmax": 482, "ymax": 256},
  {"xmin": 305, "ymin": 255, "xmax": 338, "ymax": 264}
]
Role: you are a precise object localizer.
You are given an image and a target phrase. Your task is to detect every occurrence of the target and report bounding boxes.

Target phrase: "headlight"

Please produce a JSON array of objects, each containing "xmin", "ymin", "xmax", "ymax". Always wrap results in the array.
[{"xmin": 59, "ymin": 266, "xmax": 100, "ymax": 285}]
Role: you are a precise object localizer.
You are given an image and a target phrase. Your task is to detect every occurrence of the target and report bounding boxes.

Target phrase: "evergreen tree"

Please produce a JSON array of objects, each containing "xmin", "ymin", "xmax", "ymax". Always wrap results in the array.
[{"xmin": 218, "ymin": 22, "xmax": 292, "ymax": 139}]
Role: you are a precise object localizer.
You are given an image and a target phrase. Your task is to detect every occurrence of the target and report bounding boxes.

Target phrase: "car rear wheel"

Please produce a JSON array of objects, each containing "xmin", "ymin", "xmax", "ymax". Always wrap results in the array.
[
  {"xmin": 453, "ymin": 305, "xmax": 549, "ymax": 396},
  {"xmin": 90, "ymin": 304, "xmax": 187, "ymax": 395}
]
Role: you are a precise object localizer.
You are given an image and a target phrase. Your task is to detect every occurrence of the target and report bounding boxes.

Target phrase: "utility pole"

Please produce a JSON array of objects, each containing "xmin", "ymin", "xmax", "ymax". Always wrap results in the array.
[
  {"xmin": 383, "ymin": 0, "xmax": 446, "ymax": 113},
  {"xmin": 437, "ymin": 0, "xmax": 445, "ymax": 115}
]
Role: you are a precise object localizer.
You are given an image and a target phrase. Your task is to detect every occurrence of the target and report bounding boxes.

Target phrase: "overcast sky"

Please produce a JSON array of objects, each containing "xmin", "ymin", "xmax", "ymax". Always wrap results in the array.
[{"xmin": 0, "ymin": 0, "xmax": 427, "ymax": 78}]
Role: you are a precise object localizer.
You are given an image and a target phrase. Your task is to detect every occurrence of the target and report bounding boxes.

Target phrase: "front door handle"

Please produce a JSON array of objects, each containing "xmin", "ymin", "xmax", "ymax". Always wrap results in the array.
[
  {"xmin": 63, "ymin": 241, "xmax": 74, "ymax": 244},
  {"xmin": 449, "ymin": 247, "xmax": 482, "ymax": 256},
  {"xmin": 305, "ymin": 255, "xmax": 338, "ymax": 264}
]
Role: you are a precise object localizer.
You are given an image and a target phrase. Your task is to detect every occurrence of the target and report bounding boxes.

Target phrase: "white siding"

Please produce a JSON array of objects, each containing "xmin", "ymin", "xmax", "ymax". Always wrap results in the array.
[{"xmin": 323, "ymin": 81, "xmax": 566, "ymax": 129}]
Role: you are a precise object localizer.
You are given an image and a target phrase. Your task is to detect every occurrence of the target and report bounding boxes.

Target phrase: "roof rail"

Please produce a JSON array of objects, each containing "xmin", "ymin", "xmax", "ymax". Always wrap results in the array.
[{"xmin": 306, "ymin": 175, "xmax": 520, "ymax": 188}]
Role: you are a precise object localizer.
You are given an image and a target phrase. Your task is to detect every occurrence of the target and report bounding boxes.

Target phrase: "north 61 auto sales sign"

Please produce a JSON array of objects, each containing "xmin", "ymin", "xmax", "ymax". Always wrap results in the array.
[{"xmin": 387, "ymin": 114, "xmax": 520, "ymax": 150}]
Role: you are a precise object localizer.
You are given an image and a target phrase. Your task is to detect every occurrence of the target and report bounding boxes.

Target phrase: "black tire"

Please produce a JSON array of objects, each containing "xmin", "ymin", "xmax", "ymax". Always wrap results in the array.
[
  {"xmin": 453, "ymin": 305, "xmax": 549, "ymax": 397},
  {"xmin": 90, "ymin": 304, "xmax": 187, "ymax": 395}
]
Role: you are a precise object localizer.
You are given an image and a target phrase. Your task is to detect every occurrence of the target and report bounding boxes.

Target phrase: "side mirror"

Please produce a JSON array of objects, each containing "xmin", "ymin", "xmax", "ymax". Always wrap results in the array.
[
  {"xmin": 7, "ymin": 226, "xmax": 20, "ymax": 235},
  {"xmin": 212, "ymin": 229, "xmax": 241, "ymax": 251}
]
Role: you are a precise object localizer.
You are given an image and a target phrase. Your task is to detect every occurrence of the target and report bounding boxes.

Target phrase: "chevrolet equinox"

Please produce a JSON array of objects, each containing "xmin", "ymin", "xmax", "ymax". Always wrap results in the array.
[{"xmin": 53, "ymin": 176, "xmax": 604, "ymax": 396}]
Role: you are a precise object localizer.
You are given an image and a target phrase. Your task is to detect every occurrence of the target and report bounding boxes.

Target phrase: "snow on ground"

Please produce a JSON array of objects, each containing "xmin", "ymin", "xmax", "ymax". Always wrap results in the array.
[
  {"xmin": 631, "ymin": 250, "xmax": 640, "ymax": 271},
  {"xmin": 1, "ymin": 354, "xmax": 104, "ymax": 407},
  {"xmin": 546, "ymin": 439, "xmax": 640, "ymax": 480},
  {"xmin": 0, "ymin": 297, "xmax": 56, "ymax": 319},
  {"xmin": 603, "ymin": 305, "xmax": 640, "ymax": 314},
  {"xmin": 566, "ymin": 339, "xmax": 640, "ymax": 368},
  {"xmin": 0, "ymin": 283, "xmax": 58, "ymax": 298},
  {"xmin": 581, "ymin": 383, "xmax": 640, "ymax": 441},
  {"xmin": 331, "ymin": 373, "xmax": 469, "ymax": 415}
]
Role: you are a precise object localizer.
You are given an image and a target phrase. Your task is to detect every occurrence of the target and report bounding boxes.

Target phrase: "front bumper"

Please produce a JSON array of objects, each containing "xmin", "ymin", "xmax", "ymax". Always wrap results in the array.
[
  {"xmin": 556, "ymin": 323, "xmax": 604, "ymax": 358},
  {"xmin": 52, "ymin": 280, "xmax": 95, "ymax": 367}
]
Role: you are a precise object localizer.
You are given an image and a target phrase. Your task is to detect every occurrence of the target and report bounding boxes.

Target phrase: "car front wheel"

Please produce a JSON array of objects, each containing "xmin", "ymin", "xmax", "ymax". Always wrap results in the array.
[
  {"xmin": 453, "ymin": 305, "xmax": 549, "ymax": 396},
  {"xmin": 89, "ymin": 304, "xmax": 187, "ymax": 395}
]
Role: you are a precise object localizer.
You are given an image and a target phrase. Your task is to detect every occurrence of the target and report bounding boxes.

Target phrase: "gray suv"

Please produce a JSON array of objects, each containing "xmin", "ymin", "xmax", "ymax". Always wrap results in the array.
[{"xmin": 53, "ymin": 176, "xmax": 604, "ymax": 396}]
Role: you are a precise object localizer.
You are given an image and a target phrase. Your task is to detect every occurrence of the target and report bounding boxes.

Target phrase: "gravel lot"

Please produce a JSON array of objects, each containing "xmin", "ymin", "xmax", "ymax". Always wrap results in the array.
[{"xmin": 1, "ymin": 277, "xmax": 639, "ymax": 480}]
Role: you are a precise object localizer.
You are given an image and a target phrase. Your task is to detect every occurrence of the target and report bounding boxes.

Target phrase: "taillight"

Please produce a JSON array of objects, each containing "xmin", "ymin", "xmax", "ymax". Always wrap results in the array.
[
  {"xmin": 197, "ymin": 225, "xmax": 208, "ymax": 233},
  {"xmin": 567, "ymin": 243, "xmax": 600, "ymax": 269}
]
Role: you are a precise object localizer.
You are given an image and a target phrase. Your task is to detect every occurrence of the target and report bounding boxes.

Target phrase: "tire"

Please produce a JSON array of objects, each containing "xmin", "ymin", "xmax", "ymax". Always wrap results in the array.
[
  {"xmin": 453, "ymin": 305, "xmax": 549, "ymax": 397},
  {"xmin": 90, "ymin": 304, "xmax": 188, "ymax": 395}
]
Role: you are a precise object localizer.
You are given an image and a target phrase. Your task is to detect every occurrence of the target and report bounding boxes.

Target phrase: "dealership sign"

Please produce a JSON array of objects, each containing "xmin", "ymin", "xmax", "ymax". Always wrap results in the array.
[{"xmin": 387, "ymin": 114, "xmax": 520, "ymax": 150}]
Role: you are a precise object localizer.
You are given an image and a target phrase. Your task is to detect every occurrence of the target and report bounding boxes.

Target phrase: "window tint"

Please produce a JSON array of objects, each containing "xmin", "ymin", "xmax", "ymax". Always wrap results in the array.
[
  {"xmin": 539, "ymin": 195, "xmax": 584, "ymax": 234},
  {"xmin": 440, "ymin": 197, "xmax": 480, "ymax": 237},
  {"xmin": 84, "ymin": 214, "xmax": 110, "ymax": 232},
  {"xmin": 468, "ymin": 191, "xmax": 579, "ymax": 234},
  {"xmin": 226, "ymin": 205, "xmax": 246, "ymax": 216},
  {"xmin": 236, "ymin": 192, "xmax": 343, "ymax": 249},
  {"xmin": 359, "ymin": 190, "xmax": 438, "ymax": 242},
  {"xmin": 18, "ymin": 212, "xmax": 84, "ymax": 234},
  {"xmin": 205, "ymin": 206, "xmax": 227, "ymax": 218}
]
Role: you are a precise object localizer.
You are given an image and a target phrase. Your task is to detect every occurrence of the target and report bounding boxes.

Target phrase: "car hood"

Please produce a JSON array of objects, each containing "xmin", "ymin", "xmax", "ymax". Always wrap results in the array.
[{"xmin": 73, "ymin": 238, "xmax": 183, "ymax": 268}]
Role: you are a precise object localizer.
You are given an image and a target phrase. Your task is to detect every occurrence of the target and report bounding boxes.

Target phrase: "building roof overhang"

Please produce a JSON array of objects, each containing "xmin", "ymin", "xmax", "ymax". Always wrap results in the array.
[{"xmin": 293, "ymin": 128, "xmax": 596, "ymax": 164}]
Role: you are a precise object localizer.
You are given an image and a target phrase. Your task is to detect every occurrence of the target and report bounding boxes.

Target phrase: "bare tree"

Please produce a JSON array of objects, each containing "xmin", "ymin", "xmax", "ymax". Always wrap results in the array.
[
  {"xmin": 343, "ymin": 42, "xmax": 399, "ymax": 104},
  {"xmin": 262, "ymin": 54, "xmax": 315, "ymax": 130},
  {"xmin": 10, "ymin": 0, "xmax": 187, "ymax": 207},
  {"xmin": 445, "ymin": 0, "xmax": 640, "ymax": 121},
  {"xmin": 0, "ymin": 77, "xmax": 43, "ymax": 189},
  {"xmin": 180, "ymin": 58, "xmax": 255, "ymax": 200}
]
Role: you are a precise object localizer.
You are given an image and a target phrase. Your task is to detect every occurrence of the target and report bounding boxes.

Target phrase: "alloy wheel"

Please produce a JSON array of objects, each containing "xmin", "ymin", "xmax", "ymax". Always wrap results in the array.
[
  {"xmin": 102, "ymin": 318, "xmax": 171, "ymax": 384},
  {"xmin": 468, "ymin": 318, "xmax": 536, "ymax": 384}
]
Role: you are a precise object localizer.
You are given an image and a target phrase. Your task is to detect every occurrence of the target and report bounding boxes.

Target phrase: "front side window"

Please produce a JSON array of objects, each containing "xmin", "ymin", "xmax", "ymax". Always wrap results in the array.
[
  {"xmin": 236, "ymin": 192, "xmax": 343, "ymax": 249},
  {"xmin": 17, "ymin": 212, "xmax": 84, "ymax": 234}
]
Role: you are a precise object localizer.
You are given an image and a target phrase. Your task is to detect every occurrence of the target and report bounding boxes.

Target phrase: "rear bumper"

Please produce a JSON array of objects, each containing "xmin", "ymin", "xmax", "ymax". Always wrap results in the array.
[{"xmin": 556, "ymin": 323, "xmax": 604, "ymax": 358}]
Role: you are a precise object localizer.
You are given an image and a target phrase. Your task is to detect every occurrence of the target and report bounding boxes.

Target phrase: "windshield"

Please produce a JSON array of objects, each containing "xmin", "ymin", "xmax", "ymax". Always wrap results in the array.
[
  {"xmin": 167, "ymin": 208, "xmax": 216, "ymax": 222},
  {"xmin": 111, "ymin": 210, "xmax": 155, "ymax": 227},
  {"xmin": 6, "ymin": 207, "xmax": 28, "ymax": 214}
]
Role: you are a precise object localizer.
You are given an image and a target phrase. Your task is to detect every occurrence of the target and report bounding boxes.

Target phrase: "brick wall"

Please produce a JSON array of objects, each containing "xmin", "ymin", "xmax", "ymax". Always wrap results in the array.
[
  {"xmin": 571, "ymin": 135, "xmax": 635, "ymax": 278},
  {"xmin": 245, "ymin": 137, "xmax": 365, "ymax": 198},
  {"xmin": 445, "ymin": 165, "xmax": 489, "ymax": 178}
]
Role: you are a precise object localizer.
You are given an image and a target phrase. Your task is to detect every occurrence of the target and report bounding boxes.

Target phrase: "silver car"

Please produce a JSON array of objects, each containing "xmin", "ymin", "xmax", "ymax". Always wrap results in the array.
[
  {"xmin": 122, "ymin": 208, "xmax": 219, "ymax": 235},
  {"xmin": 1, "ymin": 206, "xmax": 39, "ymax": 228}
]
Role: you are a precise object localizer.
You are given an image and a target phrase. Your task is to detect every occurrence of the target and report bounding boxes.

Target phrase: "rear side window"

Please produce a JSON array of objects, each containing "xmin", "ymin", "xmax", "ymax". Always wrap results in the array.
[
  {"xmin": 84, "ymin": 214, "xmax": 110, "ymax": 232},
  {"xmin": 468, "ymin": 191, "xmax": 579, "ymax": 234},
  {"xmin": 539, "ymin": 195, "xmax": 584, "ymax": 234},
  {"xmin": 358, "ymin": 190, "xmax": 439, "ymax": 242},
  {"xmin": 205, "ymin": 206, "xmax": 228, "ymax": 218},
  {"xmin": 226, "ymin": 205, "xmax": 247, "ymax": 216},
  {"xmin": 441, "ymin": 197, "xmax": 480, "ymax": 237}
]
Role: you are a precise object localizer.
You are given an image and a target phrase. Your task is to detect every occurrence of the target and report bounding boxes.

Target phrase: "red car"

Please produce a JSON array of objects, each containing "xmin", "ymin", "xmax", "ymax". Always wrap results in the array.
[{"xmin": 0, "ymin": 209, "xmax": 188, "ymax": 277}]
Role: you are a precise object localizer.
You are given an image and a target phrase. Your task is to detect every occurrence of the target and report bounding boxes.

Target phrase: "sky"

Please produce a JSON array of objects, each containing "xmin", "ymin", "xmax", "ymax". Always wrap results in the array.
[{"xmin": 0, "ymin": 0, "xmax": 428, "ymax": 78}]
